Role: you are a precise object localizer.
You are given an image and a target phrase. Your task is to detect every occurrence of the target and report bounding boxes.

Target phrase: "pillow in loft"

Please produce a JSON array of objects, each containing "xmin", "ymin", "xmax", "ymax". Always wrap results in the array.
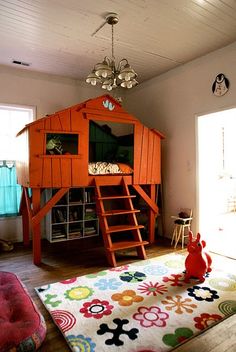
[{"xmin": 117, "ymin": 163, "xmax": 133, "ymax": 174}]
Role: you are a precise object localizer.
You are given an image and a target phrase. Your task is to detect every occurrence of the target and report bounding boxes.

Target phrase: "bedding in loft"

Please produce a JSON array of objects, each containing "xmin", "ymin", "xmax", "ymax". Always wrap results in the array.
[{"xmin": 88, "ymin": 161, "xmax": 133, "ymax": 175}]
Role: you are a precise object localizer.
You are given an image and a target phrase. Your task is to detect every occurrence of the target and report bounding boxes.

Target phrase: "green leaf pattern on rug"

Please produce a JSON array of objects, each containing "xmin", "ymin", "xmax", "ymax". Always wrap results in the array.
[
  {"xmin": 162, "ymin": 327, "xmax": 194, "ymax": 347},
  {"xmin": 64, "ymin": 286, "xmax": 94, "ymax": 301},
  {"xmin": 44, "ymin": 294, "xmax": 62, "ymax": 307}
]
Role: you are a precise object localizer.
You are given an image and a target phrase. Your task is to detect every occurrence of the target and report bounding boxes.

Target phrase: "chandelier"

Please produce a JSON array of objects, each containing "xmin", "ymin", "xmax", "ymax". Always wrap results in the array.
[{"xmin": 86, "ymin": 13, "xmax": 138, "ymax": 91}]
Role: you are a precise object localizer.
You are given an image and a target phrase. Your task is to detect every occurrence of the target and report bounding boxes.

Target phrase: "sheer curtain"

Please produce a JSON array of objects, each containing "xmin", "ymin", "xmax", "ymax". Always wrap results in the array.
[{"xmin": 0, "ymin": 105, "xmax": 34, "ymax": 216}]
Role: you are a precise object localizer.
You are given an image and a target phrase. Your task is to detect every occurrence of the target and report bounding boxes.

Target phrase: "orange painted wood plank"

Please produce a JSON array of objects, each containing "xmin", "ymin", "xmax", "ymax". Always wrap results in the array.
[
  {"xmin": 139, "ymin": 126, "xmax": 149, "ymax": 184},
  {"xmin": 86, "ymin": 112, "xmax": 136, "ymax": 124},
  {"xmin": 133, "ymin": 123, "xmax": 143, "ymax": 184},
  {"xmin": 51, "ymin": 113, "xmax": 63, "ymax": 130},
  {"xmin": 31, "ymin": 188, "xmax": 41, "ymax": 265},
  {"xmin": 42, "ymin": 157, "xmax": 52, "ymax": 187},
  {"xmin": 151, "ymin": 135, "xmax": 161, "ymax": 184},
  {"xmin": 29, "ymin": 120, "xmax": 45, "ymax": 187},
  {"xmin": 61, "ymin": 158, "xmax": 72, "ymax": 186},
  {"xmin": 51, "ymin": 158, "xmax": 62, "ymax": 187},
  {"xmin": 146, "ymin": 130, "xmax": 155, "ymax": 183},
  {"xmin": 59, "ymin": 109, "xmax": 71, "ymax": 131},
  {"xmin": 71, "ymin": 159, "xmax": 82, "ymax": 186},
  {"xmin": 70, "ymin": 108, "xmax": 83, "ymax": 131},
  {"xmin": 149, "ymin": 184, "xmax": 157, "ymax": 243},
  {"xmin": 44, "ymin": 117, "xmax": 51, "ymax": 130},
  {"xmin": 32, "ymin": 187, "xmax": 69, "ymax": 227}
]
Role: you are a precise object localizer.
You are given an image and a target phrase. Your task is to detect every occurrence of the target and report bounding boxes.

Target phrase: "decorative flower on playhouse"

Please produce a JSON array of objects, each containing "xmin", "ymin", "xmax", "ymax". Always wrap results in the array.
[
  {"xmin": 194, "ymin": 313, "xmax": 222, "ymax": 330},
  {"xmin": 187, "ymin": 286, "xmax": 219, "ymax": 302},
  {"xmin": 162, "ymin": 327, "xmax": 194, "ymax": 347},
  {"xmin": 67, "ymin": 334, "xmax": 96, "ymax": 352},
  {"xmin": 161, "ymin": 295, "xmax": 197, "ymax": 314},
  {"xmin": 64, "ymin": 286, "xmax": 93, "ymax": 301},
  {"xmin": 138, "ymin": 281, "xmax": 168, "ymax": 296},
  {"xmin": 133, "ymin": 306, "xmax": 169, "ymax": 327},
  {"xmin": 80, "ymin": 298, "xmax": 114, "ymax": 319},
  {"xmin": 111, "ymin": 289, "xmax": 143, "ymax": 306}
]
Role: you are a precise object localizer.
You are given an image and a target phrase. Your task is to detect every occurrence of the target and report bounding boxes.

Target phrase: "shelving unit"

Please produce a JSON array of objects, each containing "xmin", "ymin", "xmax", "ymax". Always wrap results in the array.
[{"xmin": 46, "ymin": 187, "xmax": 99, "ymax": 242}]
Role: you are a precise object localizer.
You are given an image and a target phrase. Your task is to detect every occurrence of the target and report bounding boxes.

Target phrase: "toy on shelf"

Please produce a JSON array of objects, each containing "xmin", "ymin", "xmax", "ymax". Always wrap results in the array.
[{"xmin": 184, "ymin": 231, "xmax": 212, "ymax": 283}]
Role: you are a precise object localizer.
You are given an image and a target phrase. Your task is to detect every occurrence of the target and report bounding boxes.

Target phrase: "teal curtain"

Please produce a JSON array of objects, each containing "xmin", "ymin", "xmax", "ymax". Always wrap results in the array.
[{"xmin": 0, "ymin": 162, "xmax": 22, "ymax": 216}]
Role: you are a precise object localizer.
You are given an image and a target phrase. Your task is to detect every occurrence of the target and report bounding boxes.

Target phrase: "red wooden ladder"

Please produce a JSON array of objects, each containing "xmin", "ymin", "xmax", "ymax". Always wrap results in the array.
[{"xmin": 95, "ymin": 177, "xmax": 148, "ymax": 267}]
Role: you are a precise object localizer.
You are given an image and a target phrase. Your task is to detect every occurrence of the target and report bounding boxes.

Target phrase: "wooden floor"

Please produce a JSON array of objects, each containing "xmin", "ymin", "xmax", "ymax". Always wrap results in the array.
[{"xmin": 0, "ymin": 237, "xmax": 235, "ymax": 352}]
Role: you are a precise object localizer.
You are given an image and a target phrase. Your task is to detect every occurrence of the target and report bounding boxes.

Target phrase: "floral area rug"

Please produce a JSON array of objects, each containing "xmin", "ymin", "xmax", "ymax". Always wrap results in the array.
[{"xmin": 35, "ymin": 253, "xmax": 236, "ymax": 352}]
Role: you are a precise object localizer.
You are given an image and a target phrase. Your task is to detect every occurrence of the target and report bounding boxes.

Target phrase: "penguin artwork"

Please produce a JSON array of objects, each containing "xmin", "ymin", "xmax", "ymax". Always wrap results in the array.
[{"xmin": 212, "ymin": 73, "xmax": 229, "ymax": 96}]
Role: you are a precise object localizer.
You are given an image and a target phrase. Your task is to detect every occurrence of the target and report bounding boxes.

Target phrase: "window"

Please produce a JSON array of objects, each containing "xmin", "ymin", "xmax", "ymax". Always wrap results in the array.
[{"xmin": 0, "ymin": 104, "xmax": 34, "ymax": 216}]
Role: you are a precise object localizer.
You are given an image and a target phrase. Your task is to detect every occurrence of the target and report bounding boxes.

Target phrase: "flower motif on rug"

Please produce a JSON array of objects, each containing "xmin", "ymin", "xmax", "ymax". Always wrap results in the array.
[
  {"xmin": 164, "ymin": 257, "xmax": 185, "ymax": 269},
  {"xmin": 137, "ymin": 281, "xmax": 168, "ymax": 296},
  {"xmin": 111, "ymin": 289, "xmax": 143, "ymax": 306},
  {"xmin": 187, "ymin": 286, "xmax": 219, "ymax": 302},
  {"xmin": 60, "ymin": 277, "xmax": 77, "ymax": 284},
  {"xmin": 85, "ymin": 271, "xmax": 107, "ymax": 278},
  {"xmin": 161, "ymin": 295, "xmax": 197, "ymax": 314},
  {"xmin": 64, "ymin": 286, "xmax": 94, "ymax": 301},
  {"xmin": 80, "ymin": 298, "xmax": 114, "ymax": 319},
  {"xmin": 67, "ymin": 334, "xmax": 96, "ymax": 351},
  {"xmin": 120, "ymin": 271, "xmax": 147, "ymax": 283},
  {"xmin": 143, "ymin": 265, "xmax": 168, "ymax": 276},
  {"xmin": 97, "ymin": 318, "xmax": 139, "ymax": 346},
  {"xmin": 109, "ymin": 265, "xmax": 129, "ymax": 272},
  {"xmin": 193, "ymin": 312, "xmax": 222, "ymax": 330},
  {"xmin": 162, "ymin": 273, "xmax": 184, "ymax": 287},
  {"xmin": 51, "ymin": 310, "xmax": 76, "ymax": 332},
  {"xmin": 162, "ymin": 327, "xmax": 194, "ymax": 347},
  {"xmin": 208, "ymin": 277, "xmax": 236, "ymax": 291},
  {"xmin": 94, "ymin": 278, "xmax": 123, "ymax": 290},
  {"xmin": 133, "ymin": 306, "xmax": 169, "ymax": 327}
]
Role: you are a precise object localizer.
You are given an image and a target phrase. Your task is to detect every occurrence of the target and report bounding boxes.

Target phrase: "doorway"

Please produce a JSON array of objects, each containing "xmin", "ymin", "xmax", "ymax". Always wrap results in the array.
[{"xmin": 197, "ymin": 108, "xmax": 236, "ymax": 259}]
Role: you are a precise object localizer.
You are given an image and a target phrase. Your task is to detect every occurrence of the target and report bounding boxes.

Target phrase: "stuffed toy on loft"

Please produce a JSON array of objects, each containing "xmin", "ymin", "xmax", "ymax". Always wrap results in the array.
[{"xmin": 184, "ymin": 231, "xmax": 212, "ymax": 283}]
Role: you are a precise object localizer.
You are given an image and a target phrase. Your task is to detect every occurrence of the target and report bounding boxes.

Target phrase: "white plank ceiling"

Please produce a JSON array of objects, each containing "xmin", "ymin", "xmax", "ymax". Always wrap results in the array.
[{"xmin": 0, "ymin": 0, "xmax": 236, "ymax": 83}]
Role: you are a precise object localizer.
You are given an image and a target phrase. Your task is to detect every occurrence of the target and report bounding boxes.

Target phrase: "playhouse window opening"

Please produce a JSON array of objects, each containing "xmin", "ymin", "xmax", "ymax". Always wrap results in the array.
[
  {"xmin": 46, "ymin": 133, "xmax": 79, "ymax": 155},
  {"xmin": 89, "ymin": 120, "xmax": 134, "ymax": 167}
]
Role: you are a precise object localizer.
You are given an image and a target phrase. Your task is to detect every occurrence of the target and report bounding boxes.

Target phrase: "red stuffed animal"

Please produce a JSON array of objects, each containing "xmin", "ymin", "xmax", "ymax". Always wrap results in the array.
[{"xmin": 184, "ymin": 231, "xmax": 212, "ymax": 283}]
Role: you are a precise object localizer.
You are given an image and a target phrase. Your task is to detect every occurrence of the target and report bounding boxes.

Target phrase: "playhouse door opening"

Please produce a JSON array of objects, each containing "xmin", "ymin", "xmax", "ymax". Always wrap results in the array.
[
  {"xmin": 89, "ymin": 120, "xmax": 134, "ymax": 167},
  {"xmin": 197, "ymin": 108, "xmax": 236, "ymax": 259}
]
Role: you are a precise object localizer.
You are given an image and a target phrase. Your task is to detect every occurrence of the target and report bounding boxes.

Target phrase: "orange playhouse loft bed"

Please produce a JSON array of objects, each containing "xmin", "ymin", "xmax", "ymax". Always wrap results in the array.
[{"xmin": 16, "ymin": 94, "xmax": 164, "ymax": 267}]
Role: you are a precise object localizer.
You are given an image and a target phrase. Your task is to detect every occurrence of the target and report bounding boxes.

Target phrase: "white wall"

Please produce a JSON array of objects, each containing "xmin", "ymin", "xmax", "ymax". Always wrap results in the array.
[{"xmin": 124, "ymin": 42, "xmax": 236, "ymax": 237}]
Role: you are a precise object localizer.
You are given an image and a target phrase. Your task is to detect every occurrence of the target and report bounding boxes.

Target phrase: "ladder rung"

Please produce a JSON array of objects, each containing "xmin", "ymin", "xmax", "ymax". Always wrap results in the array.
[
  {"xmin": 107, "ymin": 224, "xmax": 144, "ymax": 233},
  {"xmin": 107, "ymin": 241, "xmax": 149, "ymax": 251},
  {"xmin": 97, "ymin": 195, "xmax": 136, "ymax": 200},
  {"xmin": 100, "ymin": 209, "xmax": 140, "ymax": 216}
]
